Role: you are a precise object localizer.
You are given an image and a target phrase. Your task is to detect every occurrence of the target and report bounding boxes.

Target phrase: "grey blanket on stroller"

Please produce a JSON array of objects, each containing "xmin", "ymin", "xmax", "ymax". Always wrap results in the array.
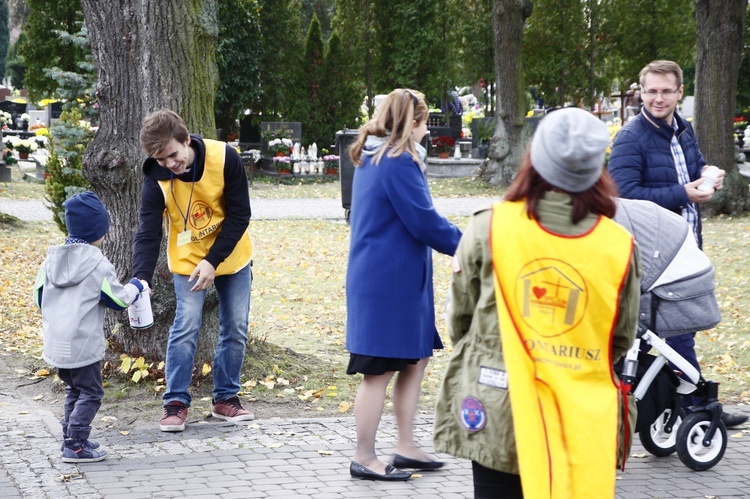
[{"xmin": 613, "ymin": 198, "xmax": 721, "ymax": 338}]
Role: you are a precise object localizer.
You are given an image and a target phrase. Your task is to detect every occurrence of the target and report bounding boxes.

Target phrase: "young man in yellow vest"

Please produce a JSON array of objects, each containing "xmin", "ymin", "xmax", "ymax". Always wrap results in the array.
[{"xmin": 133, "ymin": 109, "xmax": 254, "ymax": 432}]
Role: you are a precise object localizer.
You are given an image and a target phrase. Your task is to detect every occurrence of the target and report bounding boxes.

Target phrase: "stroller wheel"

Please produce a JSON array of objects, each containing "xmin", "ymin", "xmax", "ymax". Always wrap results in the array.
[
  {"xmin": 675, "ymin": 411, "xmax": 727, "ymax": 471},
  {"xmin": 639, "ymin": 409, "xmax": 681, "ymax": 457}
]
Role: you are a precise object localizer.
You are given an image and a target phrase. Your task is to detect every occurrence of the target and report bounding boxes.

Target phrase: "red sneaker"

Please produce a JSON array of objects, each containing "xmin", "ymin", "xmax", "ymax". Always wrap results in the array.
[
  {"xmin": 211, "ymin": 396, "xmax": 255, "ymax": 423},
  {"xmin": 160, "ymin": 401, "xmax": 188, "ymax": 432}
]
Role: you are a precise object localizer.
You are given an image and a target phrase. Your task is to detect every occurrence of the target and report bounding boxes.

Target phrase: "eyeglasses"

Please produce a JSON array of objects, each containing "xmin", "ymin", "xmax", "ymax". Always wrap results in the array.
[{"xmin": 641, "ymin": 88, "xmax": 680, "ymax": 98}]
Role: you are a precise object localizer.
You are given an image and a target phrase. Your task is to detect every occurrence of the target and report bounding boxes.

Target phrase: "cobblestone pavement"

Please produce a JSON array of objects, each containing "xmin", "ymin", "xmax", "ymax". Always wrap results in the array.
[{"xmin": 2, "ymin": 385, "xmax": 750, "ymax": 499}]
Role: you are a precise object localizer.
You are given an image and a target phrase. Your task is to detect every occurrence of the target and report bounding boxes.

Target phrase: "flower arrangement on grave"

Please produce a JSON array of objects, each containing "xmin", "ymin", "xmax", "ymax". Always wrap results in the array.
[
  {"xmin": 432, "ymin": 136, "xmax": 455, "ymax": 154},
  {"xmin": 271, "ymin": 155, "xmax": 292, "ymax": 173},
  {"xmin": 268, "ymin": 137, "xmax": 293, "ymax": 156},
  {"xmin": 29, "ymin": 123, "xmax": 47, "ymax": 132},
  {"xmin": 0, "ymin": 111, "xmax": 11, "ymax": 128},
  {"xmin": 323, "ymin": 154, "xmax": 339, "ymax": 173},
  {"xmin": 734, "ymin": 116, "xmax": 747, "ymax": 130},
  {"xmin": 246, "ymin": 149, "xmax": 261, "ymax": 162},
  {"xmin": 33, "ymin": 135, "xmax": 48, "ymax": 149},
  {"xmin": 3, "ymin": 148, "xmax": 16, "ymax": 165},
  {"xmin": 21, "ymin": 113, "xmax": 30, "ymax": 122},
  {"xmin": 14, "ymin": 139, "xmax": 38, "ymax": 155}
]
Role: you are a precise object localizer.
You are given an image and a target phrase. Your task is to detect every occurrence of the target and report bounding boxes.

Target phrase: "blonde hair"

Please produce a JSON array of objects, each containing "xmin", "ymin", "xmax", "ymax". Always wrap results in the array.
[
  {"xmin": 639, "ymin": 60, "xmax": 683, "ymax": 88},
  {"xmin": 349, "ymin": 88, "xmax": 428, "ymax": 166}
]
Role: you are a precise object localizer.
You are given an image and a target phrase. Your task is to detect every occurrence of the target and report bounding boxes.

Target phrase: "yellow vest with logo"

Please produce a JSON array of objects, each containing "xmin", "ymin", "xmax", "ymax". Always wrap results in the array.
[
  {"xmin": 157, "ymin": 139, "xmax": 252, "ymax": 276},
  {"xmin": 491, "ymin": 200, "xmax": 633, "ymax": 499}
]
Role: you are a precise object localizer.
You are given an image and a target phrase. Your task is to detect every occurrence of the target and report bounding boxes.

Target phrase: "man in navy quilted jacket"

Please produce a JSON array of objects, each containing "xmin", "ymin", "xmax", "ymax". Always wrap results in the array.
[{"xmin": 609, "ymin": 60, "xmax": 747, "ymax": 428}]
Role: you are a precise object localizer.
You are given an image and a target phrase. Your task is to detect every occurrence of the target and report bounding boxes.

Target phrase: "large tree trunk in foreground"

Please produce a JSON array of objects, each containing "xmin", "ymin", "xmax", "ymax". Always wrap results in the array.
[
  {"xmin": 694, "ymin": 0, "xmax": 750, "ymax": 215},
  {"xmin": 80, "ymin": 0, "xmax": 221, "ymax": 365},
  {"xmin": 481, "ymin": 0, "xmax": 533, "ymax": 186}
]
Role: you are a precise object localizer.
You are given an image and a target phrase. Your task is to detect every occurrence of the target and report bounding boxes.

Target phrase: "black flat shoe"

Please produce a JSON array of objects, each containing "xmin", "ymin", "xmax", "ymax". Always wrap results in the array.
[
  {"xmin": 350, "ymin": 461, "xmax": 411, "ymax": 481},
  {"xmin": 721, "ymin": 412, "xmax": 749, "ymax": 428},
  {"xmin": 392, "ymin": 454, "xmax": 445, "ymax": 470}
]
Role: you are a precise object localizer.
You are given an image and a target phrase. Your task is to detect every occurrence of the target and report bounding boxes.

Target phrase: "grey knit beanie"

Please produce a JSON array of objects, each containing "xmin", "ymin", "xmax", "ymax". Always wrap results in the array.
[{"xmin": 530, "ymin": 107, "xmax": 610, "ymax": 193}]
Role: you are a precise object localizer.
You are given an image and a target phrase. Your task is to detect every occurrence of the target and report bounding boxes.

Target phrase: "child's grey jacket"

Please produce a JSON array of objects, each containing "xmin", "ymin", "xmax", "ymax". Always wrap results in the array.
[{"xmin": 34, "ymin": 243, "xmax": 143, "ymax": 369}]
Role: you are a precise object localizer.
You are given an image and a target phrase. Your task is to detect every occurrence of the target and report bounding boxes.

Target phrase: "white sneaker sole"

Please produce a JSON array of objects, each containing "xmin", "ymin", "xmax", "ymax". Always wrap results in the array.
[
  {"xmin": 211, "ymin": 411, "xmax": 255, "ymax": 423},
  {"xmin": 62, "ymin": 452, "xmax": 107, "ymax": 463},
  {"xmin": 159, "ymin": 423, "xmax": 185, "ymax": 432}
]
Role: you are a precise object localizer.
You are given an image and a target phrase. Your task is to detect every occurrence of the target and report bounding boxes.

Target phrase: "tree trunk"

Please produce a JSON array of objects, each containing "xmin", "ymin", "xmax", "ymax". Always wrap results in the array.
[
  {"xmin": 481, "ymin": 0, "xmax": 533, "ymax": 186},
  {"xmin": 694, "ymin": 0, "xmax": 750, "ymax": 215},
  {"xmin": 80, "ymin": 0, "xmax": 222, "ymax": 365}
]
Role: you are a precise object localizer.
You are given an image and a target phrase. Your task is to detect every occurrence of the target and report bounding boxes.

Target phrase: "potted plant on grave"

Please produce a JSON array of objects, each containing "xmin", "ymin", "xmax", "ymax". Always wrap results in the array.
[
  {"xmin": 14, "ymin": 139, "xmax": 38, "ymax": 159},
  {"xmin": 268, "ymin": 137, "xmax": 293, "ymax": 157},
  {"xmin": 323, "ymin": 154, "xmax": 339, "ymax": 175},
  {"xmin": 432, "ymin": 136, "xmax": 455, "ymax": 159},
  {"xmin": 3, "ymin": 148, "xmax": 16, "ymax": 165},
  {"xmin": 20, "ymin": 113, "xmax": 30, "ymax": 131},
  {"xmin": 272, "ymin": 155, "xmax": 292, "ymax": 175},
  {"xmin": 475, "ymin": 119, "xmax": 495, "ymax": 159}
]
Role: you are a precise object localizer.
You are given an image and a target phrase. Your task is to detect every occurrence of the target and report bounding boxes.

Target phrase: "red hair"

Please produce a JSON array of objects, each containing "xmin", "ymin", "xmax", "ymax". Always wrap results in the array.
[{"xmin": 504, "ymin": 148, "xmax": 618, "ymax": 224}]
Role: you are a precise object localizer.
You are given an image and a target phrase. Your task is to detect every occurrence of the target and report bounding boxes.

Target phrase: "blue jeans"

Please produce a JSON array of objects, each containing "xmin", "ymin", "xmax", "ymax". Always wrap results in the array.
[
  {"xmin": 665, "ymin": 332, "xmax": 701, "ymax": 409},
  {"xmin": 163, "ymin": 264, "xmax": 252, "ymax": 406}
]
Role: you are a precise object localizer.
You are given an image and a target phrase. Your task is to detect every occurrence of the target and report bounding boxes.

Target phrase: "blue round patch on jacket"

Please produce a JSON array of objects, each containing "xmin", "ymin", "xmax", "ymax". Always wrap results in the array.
[{"xmin": 460, "ymin": 396, "xmax": 487, "ymax": 432}]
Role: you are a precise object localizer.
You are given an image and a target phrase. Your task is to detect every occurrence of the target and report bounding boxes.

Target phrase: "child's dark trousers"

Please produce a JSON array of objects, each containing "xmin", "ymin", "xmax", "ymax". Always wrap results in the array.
[{"xmin": 57, "ymin": 361, "xmax": 103, "ymax": 441}]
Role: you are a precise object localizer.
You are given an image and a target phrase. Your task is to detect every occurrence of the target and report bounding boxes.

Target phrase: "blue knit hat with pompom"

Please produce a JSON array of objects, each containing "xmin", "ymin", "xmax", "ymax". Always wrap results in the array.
[{"xmin": 63, "ymin": 191, "xmax": 110, "ymax": 243}]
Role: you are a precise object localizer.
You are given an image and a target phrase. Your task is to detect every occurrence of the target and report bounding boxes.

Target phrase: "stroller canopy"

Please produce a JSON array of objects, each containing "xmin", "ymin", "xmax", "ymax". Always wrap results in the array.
[{"xmin": 613, "ymin": 198, "xmax": 720, "ymax": 337}]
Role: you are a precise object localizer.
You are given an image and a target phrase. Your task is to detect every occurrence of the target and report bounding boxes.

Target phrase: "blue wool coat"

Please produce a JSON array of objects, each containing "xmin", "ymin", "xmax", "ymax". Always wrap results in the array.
[
  {"xmin": 345, "ymin": 148, "xmax": 462, "ymax": 360},
  {"xmin": 608, "ymin": 108, "xmax": 706, "ymax": 246}
]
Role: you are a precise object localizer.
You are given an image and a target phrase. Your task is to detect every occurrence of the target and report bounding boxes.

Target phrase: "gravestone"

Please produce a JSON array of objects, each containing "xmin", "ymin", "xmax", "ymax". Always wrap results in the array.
[
  {"xmin": 28, "ymin": 110, "xmax": 46, "ymax": 127},
  {"xmin": 0, "ymin": 100, "xmax": 27, "ymax": 129},
  {"xmin": 47, "ymin": 101, "xmax": 63, "ymax": 126},
  {"xmin": 449, "ymin": 114, "xmax": 462, "ymax": 140},
  {"xmin": 239, "ymin": 115, "xmax": 261, "ymax": 148},
  {"xmin": 525, "ymin": 116, "xmax": 543, "ymax": 134},
  {"xmin": 260, "ymin": 121, "xmax": 302, "ymax": 156},
  {"xmin": 0, "ymin": 161, "xmax": 10, "ymax": 182}
]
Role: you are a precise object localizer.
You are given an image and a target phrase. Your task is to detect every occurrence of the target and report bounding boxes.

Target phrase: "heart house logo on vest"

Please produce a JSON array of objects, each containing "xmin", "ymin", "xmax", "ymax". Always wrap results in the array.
[{"xmin": 514, "ymin": 258, "xmax": 587, "ymax": 338}]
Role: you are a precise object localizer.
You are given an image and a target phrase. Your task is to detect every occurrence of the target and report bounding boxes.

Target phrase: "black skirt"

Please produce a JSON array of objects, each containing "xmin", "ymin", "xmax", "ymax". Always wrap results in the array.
[{"xmin": 347, "ymin": 354, "xmax": 419, "ymax": 375}]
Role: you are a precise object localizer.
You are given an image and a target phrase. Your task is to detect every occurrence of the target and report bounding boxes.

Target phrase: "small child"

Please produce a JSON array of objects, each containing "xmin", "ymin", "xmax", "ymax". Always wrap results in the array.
[{"xmin": 33, "ymin": 191, "xmax": 145, "ymax": 463}]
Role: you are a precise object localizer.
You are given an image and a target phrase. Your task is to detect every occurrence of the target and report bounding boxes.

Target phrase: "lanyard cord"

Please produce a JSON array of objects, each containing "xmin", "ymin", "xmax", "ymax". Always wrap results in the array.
[{"xmin": 170, "ymin": 159, "xmax": 197, "ymax": 232}]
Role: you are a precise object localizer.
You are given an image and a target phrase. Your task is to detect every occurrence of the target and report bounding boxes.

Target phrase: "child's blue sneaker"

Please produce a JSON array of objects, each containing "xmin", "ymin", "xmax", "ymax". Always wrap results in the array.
[
  {"xmin": 60, "ymin": 438, "xmax": 99, "ymax": 453},
  {"xmin": 61, "ymin": 438, "xmax": 107, "ymax": 463}
]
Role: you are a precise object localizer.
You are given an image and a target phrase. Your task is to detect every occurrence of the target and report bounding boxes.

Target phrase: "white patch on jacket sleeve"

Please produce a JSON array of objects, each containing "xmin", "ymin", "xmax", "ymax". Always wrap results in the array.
[{"xmin": 478, "ymin": 366, "xmax": 508, "ymax": 389}]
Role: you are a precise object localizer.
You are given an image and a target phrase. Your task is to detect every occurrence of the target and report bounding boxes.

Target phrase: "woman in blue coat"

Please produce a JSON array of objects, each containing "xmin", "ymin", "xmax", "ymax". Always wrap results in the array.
[{"xmin": 346, "ymin": 88, "xmax": 462, "ymax": 481}]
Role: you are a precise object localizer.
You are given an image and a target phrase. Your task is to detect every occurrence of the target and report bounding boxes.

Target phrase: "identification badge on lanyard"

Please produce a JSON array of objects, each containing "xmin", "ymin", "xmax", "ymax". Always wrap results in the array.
[{"xmin": 177, "ymin": 230, "xmax": 192, "ymax": 247}]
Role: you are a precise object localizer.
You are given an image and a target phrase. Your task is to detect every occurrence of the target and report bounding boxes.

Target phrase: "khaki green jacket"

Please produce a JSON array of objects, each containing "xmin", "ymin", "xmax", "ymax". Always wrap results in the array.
[{"xmin": 433, "ymin": 192, "xmax": 642, "ymax": 473}]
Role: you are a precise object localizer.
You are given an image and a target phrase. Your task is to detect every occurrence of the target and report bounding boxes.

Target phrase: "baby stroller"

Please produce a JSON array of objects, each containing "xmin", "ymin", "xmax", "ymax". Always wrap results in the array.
[{"xmin": 613, "ymin": 199, "xmax": 726, "ymax": 471}]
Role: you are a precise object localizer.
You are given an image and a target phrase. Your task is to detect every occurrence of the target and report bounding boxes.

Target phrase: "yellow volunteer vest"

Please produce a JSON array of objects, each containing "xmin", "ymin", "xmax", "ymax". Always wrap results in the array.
[
  {"xmin": 491, "ymin": 200, "xmax": 633, "ymax": 499},
  {"xmin": 157, "ymin": 139, "xmax": 252, "ymax": 276}
]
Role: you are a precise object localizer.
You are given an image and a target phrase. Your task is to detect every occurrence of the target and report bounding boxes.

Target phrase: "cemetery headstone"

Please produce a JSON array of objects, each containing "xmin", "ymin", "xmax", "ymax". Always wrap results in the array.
[
  {"xmin": 239, "ymin": 115, "xmax": 261, "ymax": 148},
  {"xmin": 0, "ymin": 100, "xmax": 26, "ymax": 129},
  {"xmin": 47, "ymin": 101, "xmax": 63, "ymax": 126}
]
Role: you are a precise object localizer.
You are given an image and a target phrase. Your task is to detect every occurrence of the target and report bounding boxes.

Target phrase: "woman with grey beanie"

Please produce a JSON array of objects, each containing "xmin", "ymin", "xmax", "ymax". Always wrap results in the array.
[{"xmin": 433, "ymin": 108, "xmax": 642, "ymax": 498}]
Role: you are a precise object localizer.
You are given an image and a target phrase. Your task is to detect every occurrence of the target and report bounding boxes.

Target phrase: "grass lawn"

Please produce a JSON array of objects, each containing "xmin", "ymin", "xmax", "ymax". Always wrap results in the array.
[{"xmin": 1, "ymin": 174, "xmax": 748, "ymax": 421}]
